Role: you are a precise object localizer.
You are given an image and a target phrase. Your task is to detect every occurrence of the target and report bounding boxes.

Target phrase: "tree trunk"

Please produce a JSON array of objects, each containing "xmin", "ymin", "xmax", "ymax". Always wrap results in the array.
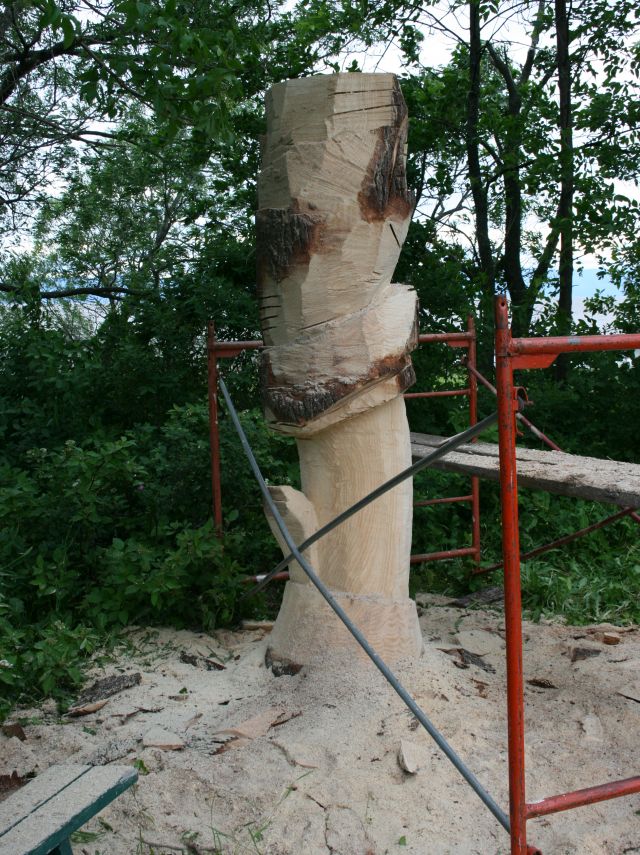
[
  {"xmin": 467, "ymin": 1, "xmax": 495, "ymax": 363},
  {"xmin": 555, "ymin": 0, "xmax": 574, "ymax": 381},
  {"xmin": 256, "ymin": 73, "xmax": 422, "ymax": 665},
  {"xmin": 485, "ymin": 43, "xmax": 530, "ymax": 337}
]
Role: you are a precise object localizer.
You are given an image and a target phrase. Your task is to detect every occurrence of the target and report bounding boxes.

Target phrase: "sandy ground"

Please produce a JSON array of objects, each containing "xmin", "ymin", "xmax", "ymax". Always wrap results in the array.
[{"xmin": 3, "ymin": 595, "xmax": 640, "ymax": 855}]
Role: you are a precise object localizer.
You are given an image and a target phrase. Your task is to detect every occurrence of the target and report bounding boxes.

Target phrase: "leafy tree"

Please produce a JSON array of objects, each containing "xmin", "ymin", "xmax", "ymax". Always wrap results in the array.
[
  {"xmin": 0, "ymin": 0, "xmax": 335, "ymax": 247},
  {"xmin": 342, "ymin": 0, "xmax": 640, "ymax": 340}
]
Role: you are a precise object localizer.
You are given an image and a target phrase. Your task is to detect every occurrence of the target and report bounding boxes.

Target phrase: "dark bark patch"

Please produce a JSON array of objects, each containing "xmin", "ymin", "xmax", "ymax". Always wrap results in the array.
[
  {"xmin": 358, "ymin": 83, "xmax": 413, "ymax": 223},
  {"xmin": 256, "ymin": 206, "xmax": 326, "ymax": 288},
  {"xmin": 261, "ymin": 350, "xmax": 416, "ymax": 427},
  {"xmin": 74, "ymin": 672, "xmax": 142, "ymax": 706},
  {"xmin": 265, "ymin": 647, "xmax": 303, "ymax": 677}
]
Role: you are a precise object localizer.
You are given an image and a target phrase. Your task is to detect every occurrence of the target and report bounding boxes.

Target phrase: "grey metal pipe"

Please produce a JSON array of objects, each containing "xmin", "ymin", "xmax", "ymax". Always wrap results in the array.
[
  {"xmin": 218, "ymin": 377, "xmax": 510, "ymax": 834},
  {"xmin": 245, "ymin": 408, "xmax": 498, "ymax": 598}
]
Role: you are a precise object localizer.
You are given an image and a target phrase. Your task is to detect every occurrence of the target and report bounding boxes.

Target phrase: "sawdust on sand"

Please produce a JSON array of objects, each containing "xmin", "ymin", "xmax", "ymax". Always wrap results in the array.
[{"xmin": 3, "ymin": 595, "xmax": 639, "ymax": 855}]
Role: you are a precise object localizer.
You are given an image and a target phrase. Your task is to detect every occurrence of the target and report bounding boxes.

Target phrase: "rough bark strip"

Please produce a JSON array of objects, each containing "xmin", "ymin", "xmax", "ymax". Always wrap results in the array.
[
  {"xmin": 358, "ymin": 83, "xmax": 413, "ymax": 223},
  {"xmin": 262, "ymin": 353, "xmax": 416, "ymax": 426},
  {"xmin": 256, "ymin": 207, "xmax": 326, "ymax": 287}
]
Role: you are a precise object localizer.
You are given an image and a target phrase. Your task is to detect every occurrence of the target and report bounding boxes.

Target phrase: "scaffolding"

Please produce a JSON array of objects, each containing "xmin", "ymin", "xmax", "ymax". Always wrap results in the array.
[
  {"xmin": 208, "ymin": 317, "xmax": 639, "ymax": 588},
  {"xmin": 494, "ymin": 294, "xmax": 640, "ymax": 853},
  {"xmin": 408, "ymin": 317, "xmax": 480, "ymax": 568},
  {"xmin": 208, "ymin": 296, "xmax": 640, "ymax": 853},
  {"xmin": 207, "ymin": 317, "xmax": 482, "ymax": 571}
]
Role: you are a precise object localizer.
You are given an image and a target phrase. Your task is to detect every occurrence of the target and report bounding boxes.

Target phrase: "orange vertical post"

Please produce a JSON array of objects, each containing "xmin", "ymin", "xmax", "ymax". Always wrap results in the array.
[
  {"xmin": 467, "ymin": 314, "xmax": 481, "ymax": 569},
  {"xmin": 494, "ymin": 296, "xmax": 528, "ymax": 855},
  {"xmin": 207, "ymin": 322, "xmax": 224, "ymax": 537}
]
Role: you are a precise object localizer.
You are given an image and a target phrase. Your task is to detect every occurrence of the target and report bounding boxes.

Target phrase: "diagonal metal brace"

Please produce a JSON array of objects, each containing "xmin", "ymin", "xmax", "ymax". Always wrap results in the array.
[
  {"xmin": 245, "ymin": 408, "xmax": 499, "ymax": 599},
  {"xmin": 218, "ymin": 377, "xmax": 511, "ymax": 836}
]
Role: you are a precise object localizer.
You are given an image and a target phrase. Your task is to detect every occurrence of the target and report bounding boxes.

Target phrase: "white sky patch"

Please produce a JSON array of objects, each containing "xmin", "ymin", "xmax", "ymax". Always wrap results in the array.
[{"xmin": 331, "ymin": 2, "xmax": 639, "ymax": 315}]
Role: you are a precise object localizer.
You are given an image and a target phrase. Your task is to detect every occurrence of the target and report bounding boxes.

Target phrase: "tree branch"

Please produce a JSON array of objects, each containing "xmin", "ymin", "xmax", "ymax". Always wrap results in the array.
[
  {"xmin": 486, "ymin": 43, "xmax": 519, "ymax": 104},
  {"xmin": 0, "ymin": 283, "xmax": 145, "ymax": 299},
  {"xmin": 530, "ymin": 203, "xmax": 563, "ymax": 292},
  {"xmin": 1, "ymin": 38, "xmax": 84, "ymax": 105},
  {"xmin": 521, "ymin": 0, "xmax": 548, "ymax": 85}
]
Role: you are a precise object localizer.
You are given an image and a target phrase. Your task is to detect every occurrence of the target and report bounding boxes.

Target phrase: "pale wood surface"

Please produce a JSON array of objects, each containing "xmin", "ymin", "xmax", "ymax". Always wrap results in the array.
[
  {"xmin": 267, "ymin": 582, "xmax": 423, "ymax": 664},
  {"xmin": 297, "ymin": 395, "xmax": 412, "ymax": 600},
  {"xmin": 264, "ymin": 485, "xmax": 319, "ymax": 584},
  {"xmin": 257, "ymin": 72, "xmax": 417, "ymax": 436},
  {"xmin": 267, "ymin": 374, "xmax": 422, "ymax": 663},
  {"xmin": 410, "ymin": 433, "xmax": 640, "ymax": 507},
  {"xmin": 0, "ymin": 765, "xmax": 136, "ymax": 855},
  {"xmin": 258, "ymin": 73, "xmax": 421, "ymax": 663}
]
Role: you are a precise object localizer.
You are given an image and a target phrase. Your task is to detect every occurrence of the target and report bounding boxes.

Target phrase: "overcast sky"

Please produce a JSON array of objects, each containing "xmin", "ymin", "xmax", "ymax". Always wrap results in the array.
[{"xmin": 331, "ymin": 4, "xmax": 626, "ymax": 319}]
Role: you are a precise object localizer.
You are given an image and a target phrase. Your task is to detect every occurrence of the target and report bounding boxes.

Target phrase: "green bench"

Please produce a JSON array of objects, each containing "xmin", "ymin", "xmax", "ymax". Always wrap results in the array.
[{"xmin": 0, "ymin": 764, "xmax": 137, "ymax": 855}]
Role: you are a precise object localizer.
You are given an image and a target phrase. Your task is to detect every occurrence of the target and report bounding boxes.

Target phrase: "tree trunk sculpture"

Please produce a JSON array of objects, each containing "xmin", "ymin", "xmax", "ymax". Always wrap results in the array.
[{"xmin": 257, "ymin": 73, "xmax": 422, "ymax": 664}]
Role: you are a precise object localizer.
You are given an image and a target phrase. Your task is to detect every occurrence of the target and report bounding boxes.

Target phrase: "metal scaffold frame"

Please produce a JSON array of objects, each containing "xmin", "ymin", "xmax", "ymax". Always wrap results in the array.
[
  {"xmin": 494, "ymin": 294, "xmax": 640, "ymax": 854},
  {"xmin": 207, "ymin": 314, "xmax": 640, "ymax": 590},
  {"xmin": 207, "ymin": 299, "xmax": 640, "ymax": 853},
  {"xmin": 207, "ymin": 317, "xmax": 482, "ymax": 573},
  {"xmin": 206, "ymin": 322, "xmax": 262, "ymax": 538},
  {"xmin": 408, "ymin": 317, "xmax": 481, "ymax": 569}
]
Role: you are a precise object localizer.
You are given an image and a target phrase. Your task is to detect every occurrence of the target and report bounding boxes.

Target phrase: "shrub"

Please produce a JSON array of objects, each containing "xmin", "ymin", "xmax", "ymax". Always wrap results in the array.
[{"xmin": 0, "ymin": 400, "xmax": 297, "ymax": 717}]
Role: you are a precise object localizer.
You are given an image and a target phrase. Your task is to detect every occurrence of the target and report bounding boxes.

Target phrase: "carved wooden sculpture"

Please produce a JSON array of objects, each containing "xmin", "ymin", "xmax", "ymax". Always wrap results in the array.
[{"xmin": 257, "ymin": 73, "xmax": 422, "ymax": 663}]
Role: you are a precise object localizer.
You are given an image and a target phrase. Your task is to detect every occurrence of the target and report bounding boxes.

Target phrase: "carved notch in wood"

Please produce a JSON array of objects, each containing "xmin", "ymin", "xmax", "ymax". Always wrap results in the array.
[{"xmin": 257, "ymin": 73, "xmax": 422, "ymax": 664}]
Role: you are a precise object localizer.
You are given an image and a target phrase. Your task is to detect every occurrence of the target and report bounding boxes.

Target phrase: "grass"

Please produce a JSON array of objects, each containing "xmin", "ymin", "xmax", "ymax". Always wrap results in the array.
[{"xmin": 411, "ymin": 485, "xmax": 640, "ymax": 626}]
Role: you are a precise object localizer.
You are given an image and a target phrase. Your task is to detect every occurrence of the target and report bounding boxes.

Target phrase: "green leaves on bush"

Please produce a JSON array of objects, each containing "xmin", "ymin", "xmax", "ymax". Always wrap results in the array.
[{"xmin": 0, "ymin": 398, "xmax": 296, "ymax": 718}]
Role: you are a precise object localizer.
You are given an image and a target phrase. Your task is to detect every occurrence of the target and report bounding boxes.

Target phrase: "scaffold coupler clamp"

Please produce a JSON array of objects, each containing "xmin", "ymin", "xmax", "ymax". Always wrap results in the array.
[{"xmin": 513, "ymin": 386, "xmax": 529, "ymax": 436}]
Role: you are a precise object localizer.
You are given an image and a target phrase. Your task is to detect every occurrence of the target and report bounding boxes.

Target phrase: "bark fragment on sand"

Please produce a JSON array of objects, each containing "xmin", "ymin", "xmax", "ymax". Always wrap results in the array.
[
  {"xmin": 397, "ymin": 739, "xmax": 420, "ymax": 774},
  {"xmin": 142, "ymin": 727, "xmax": 184, "ymax": 751}
]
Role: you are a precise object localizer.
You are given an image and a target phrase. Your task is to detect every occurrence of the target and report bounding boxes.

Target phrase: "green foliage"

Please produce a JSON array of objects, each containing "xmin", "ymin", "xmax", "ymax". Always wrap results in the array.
[
  {"xmin": 521, "ymin": 553, "xmax": 640, "ymax": 626},
  {"xmin": 411, "ymin": 474, "xmax": 640, "ymax": 627},
  {"xmin": 0, "ymin": 616, "xmax": 99, "ymax": 721},
  {"xmin": 0, "ymin": 0, "xmax": 365, "ymax": 246},
  {"xmin": 2, "ymin": 0, "xmax": 640, "ymax": 725},
  {"xmin": 0, "ymin": 321, "xmax": 297, "ymax": 716},
  {"xmin": 519, "ymin": 350, "xmax": 640, "ymax": 463}
]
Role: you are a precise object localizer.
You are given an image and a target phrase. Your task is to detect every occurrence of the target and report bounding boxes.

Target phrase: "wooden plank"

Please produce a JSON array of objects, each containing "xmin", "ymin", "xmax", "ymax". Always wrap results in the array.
[
  {"xmin": 410, "ymin": 434, "xmax": 640, "ymax": 508},
  {"xmin": 0, "ymin": 766, "xmax": 89, "ymax": 840},
  {"xmin": 0, "ymin": 765, "xmax": 137, "ymax": 855}
]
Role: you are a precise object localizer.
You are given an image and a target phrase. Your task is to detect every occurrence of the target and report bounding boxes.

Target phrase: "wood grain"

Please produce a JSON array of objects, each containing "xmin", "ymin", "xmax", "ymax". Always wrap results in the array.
[
  {"xmin": 411, "ymin": 433, "xmax": 640, "ymax": 507},
  {"xmin": 258, "ymin": 74, "xmax": 421, "ymax": 663}
]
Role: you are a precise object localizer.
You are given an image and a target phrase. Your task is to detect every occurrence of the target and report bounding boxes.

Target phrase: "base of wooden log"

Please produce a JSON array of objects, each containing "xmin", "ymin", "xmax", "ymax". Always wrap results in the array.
[{"xmin": 266, "ymin": 580, "xmax": 423, "ymax": 666}]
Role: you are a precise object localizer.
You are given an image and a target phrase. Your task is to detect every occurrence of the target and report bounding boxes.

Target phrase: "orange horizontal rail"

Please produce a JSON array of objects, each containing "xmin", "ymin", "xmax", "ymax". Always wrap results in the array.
[
  {"xmin": 405, "ymin": 389, "xmax": 470, "ymax": 399},
  {"xmin": 526, "ymin": 777, "xmax": 640, "ymax": 819},
  {"xmin": 414, "ymin": 495, "xmax": 473, "ymax": 507},
  {"xmin": 510, "ymin": 333, "xmax": 640, "ymax": 356},
  {"xmin": 210, "ymin": 339, "xmax": 263, "ymax": 358},
  {"xmin": 410, "ymin": 546, "xmax": 477, "ymax": 564},
  {"xmin": 418, "ymin": 331, "xmax": 472, "ymax": 346}
]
